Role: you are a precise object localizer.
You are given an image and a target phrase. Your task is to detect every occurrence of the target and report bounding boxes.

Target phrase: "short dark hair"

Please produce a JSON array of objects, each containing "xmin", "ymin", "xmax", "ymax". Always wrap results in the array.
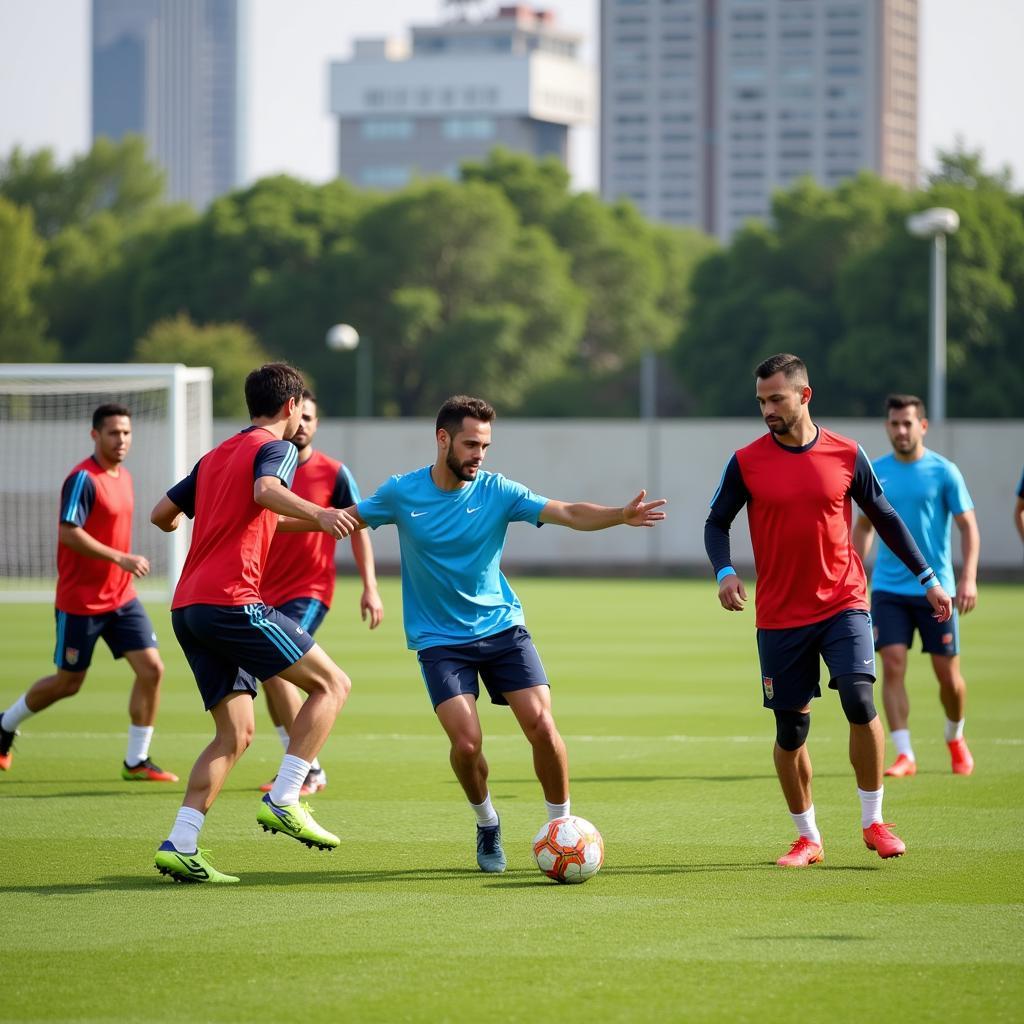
[
  {"xmin": 754, "ymin": 353, "xmax": 809, "ymax": 387},
  {"xmin": 244, "ymin": 363, "xmax": 305, "ymax": 419},
  {"xmin": 92, "ymin": 403, "xmax": 131, "ymax": 429},
  {"xmin": 435, "ymin": 395, "xmax": 496, "ymax": 437},
  {"xmin": 886, "ymin": 393, "xmax": 927, "ymax": 418}
]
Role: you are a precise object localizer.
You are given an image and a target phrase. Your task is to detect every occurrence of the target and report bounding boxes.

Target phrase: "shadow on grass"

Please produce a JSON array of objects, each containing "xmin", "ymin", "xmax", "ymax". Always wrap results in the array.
[
  {"xmin": 0, "ymin": 787, "xmax": 177, "ymax": 799},
  {"xmin": 743, "ymin": 934, "xmax": 870, "ymax": 942},
  {"xmin": 486, "ymin": 773, "xmax": 857, "ymax": 786}
]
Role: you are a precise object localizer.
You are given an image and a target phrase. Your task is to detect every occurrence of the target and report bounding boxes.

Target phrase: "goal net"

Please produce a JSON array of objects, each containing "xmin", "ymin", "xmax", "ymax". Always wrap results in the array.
[{"xmin": 0, "ymin": 364, "xmax": 213, "ymax": 602}]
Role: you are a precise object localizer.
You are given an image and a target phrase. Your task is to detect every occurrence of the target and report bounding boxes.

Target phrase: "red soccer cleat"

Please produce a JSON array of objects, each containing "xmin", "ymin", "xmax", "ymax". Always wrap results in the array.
[
  {"xmin": 121, "ymin": 758, "xmax": 179, "ymax": 783},
  {"xmin": 948, "ymin": 738, "xmax": 974, "ymax": 776},
  {"xmin": 259, "ymin": 775, "xmax": 276, "ymax": 793},
  {"xmin": 863, "ymin": 822, "xmax": 906, "ymax": 859},
  {"xmin": 0, "ymin": 725, "xmax": 16, "ymax": 771},
  {"xmin": 884, "ymin": 754, "xmax": 917, "ymax": 778},
  {"xmin": 776, "ymin": 836, "xmax": 824, "ymax": 867}
]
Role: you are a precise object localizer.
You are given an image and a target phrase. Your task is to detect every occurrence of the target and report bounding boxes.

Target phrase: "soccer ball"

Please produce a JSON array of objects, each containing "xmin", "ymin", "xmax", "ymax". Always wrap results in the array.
[{"xmin": 531, "ymin": 815, "xmax": 604, "ymax": 884}]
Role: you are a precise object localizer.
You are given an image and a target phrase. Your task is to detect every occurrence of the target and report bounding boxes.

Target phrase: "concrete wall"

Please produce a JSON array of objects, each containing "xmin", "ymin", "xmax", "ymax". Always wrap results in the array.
[{"xmin": 214, "ymin": 418, "xmax": 1024, "ymax": 573}]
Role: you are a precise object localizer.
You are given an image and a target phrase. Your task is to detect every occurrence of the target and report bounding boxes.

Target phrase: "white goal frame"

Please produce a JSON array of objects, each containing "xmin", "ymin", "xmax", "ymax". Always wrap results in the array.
[{"xmin": 0, "ymin": 364, "xmax": 213, "ymax": 602}]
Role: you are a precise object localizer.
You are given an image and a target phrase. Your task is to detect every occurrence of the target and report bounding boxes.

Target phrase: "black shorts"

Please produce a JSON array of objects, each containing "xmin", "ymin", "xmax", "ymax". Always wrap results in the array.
[
  {"xmin": 871, "ymin": 591, "xmax": 959, "ymax": 656},
  {"xmin": 416, "ymin": 625, "xmax": 548, "ymax": 711},
  {"xmin": 275, "ymin": 597, "xmax": 329, "ymax": 637},
  {"xmin": 756, "ymin": 609, "xmax": 876, "ymax": 710},
  {"xmin": 54, "ymin": 598, "xmax": 158, "ymax": 672},
  {"xmin": 171, "ymin": 603, "xmax": 315, "ymax": 711}
]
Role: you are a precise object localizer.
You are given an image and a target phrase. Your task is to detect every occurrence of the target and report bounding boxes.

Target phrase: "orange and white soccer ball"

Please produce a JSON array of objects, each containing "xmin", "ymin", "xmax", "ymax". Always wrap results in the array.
[{"xmin": 531, "ymin": 815, "xmax": 604, "ymax": 884}]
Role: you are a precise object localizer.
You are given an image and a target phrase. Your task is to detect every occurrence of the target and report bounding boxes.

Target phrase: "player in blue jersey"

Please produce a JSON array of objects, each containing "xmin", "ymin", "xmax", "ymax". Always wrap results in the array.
[
  {"xmin": 340, "ymin": 395, "xmax": 666, "ymax": 873},
  {"xmin": 853, "ymin": 395, "xmax": 980, "ymax": 777}
]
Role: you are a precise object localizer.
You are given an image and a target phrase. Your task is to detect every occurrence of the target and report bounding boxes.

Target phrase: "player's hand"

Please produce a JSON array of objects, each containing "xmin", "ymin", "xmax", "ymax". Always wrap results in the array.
[
  {"xmin": 718, "ymin": 574, "xmax": 747, "ymax": 611},
  {"xmin": 316, "ymin": 507, "xmax": 359, "ymax": 538},
  {"xmin": 926, "ymin": 585, "xmax": 953, "ymax": 623},
  {"xmin": 955, "ymin": 578, "xmax": 977, "ymax": 615},
  {"xmin": 622, "ymin": 489, "xmax": 667, "ymax": 527},
  {"xmin": 361, "ymin": 587, "xmax": 384, "ymax": 630},
  {"xmin": 118, "ymin": 553, "xmax": 150, "ymax": 577}
]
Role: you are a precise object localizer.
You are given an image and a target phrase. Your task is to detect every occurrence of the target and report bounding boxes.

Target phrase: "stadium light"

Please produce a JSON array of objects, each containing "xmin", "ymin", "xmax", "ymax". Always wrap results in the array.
[
  {"xmin": 906, "ymin": 207, "xmax": 959, "ymax": 425},
  {"xmin": 325, "ymin": 323, "xmax": 372, "ymax": 418}
]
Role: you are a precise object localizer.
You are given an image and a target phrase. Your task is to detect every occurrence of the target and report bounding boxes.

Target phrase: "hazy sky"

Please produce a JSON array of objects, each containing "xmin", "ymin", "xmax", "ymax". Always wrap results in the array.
[{"xmin": 1, "ymin": 0, "xmax": 1022, "ymax": 195}]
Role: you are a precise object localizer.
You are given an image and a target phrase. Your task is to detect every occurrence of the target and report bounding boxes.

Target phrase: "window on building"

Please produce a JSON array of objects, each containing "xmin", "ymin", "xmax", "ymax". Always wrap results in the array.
[
  {"xmin": 361, "ymin": 119, "xmax": 414, "ymax": 140},
  {"xmin": 442, "ymin": 117, "xmax": 496, "ymax": 139},
  {"xmin": 359, "ymin": 166, "xmax": 412, "ymax": 188}
]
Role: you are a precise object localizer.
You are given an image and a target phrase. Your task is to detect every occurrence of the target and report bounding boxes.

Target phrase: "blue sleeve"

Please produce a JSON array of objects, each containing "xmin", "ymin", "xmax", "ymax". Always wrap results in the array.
[
  {"xmin": 850, "ymin": 446, "xmax": 936, "ymax": 587},
  {"xmin": 60, "ymin": 471, "xmax": 95, "ymax": 527},
  {"xmin": 499, "ymin": 475, "xmax": 548, "ymax": 527},
  {"xmin": 357, "ymin": 476, "xmax": 399, "ymax": 528},
  {"xmin": 167, "ymin": 461, "xmax": 200, "ymax": 519},
  {"xmin": 331, "ymin": 464, "xmax": 361, "ymax": 508},
  {"xmin": 254, "ymin": 440, "xmax": 298, "ymax": 488},
  {"xmin": 943, "ymin": 462, "xmax": 973, "ymax": 517},
  {"xmin": 704, "ymin": 455, "xmax": 748, "ymax": 581}
]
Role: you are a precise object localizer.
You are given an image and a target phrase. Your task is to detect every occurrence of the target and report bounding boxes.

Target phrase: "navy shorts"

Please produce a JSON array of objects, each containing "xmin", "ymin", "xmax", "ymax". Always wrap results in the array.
[
  {"xmin": 416, "ymin": 625, "xmax": 548, "ymax": 710},
  {"xmin": 275, "ymin": 597, "xmax": 329, "ymax": 637},
  {"xmin": 756, "ymin": 609, "xmax": 876, "ymax": 710},
  {"xmin": 872, "ymin": 591, "xmax": 959, "ymax": 656},
  {"xmin": 54, "ymin": 597, "xmax": 158, "ymax": 672},
  {"xmin": 171, "ymin": 602, "xmax": 315, "ymax": 711}
]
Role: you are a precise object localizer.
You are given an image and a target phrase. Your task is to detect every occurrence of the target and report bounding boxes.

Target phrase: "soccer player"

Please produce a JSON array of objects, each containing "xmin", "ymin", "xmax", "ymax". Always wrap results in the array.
[
  {"xmin": 1015, "ymin": 467, "xmax": 1024, "ymax": 549},
  {"xmin": 0, "ymin": 404, "xmax": 174, "ymax": 782},
  {"xmin": 704, "ymin": 355, "xmax": 952, "ymax": 868},
  {"xmin": 149, "ymin": 364, "xmax": 358, "ymax": 884},
  {"xmin": 338, "ymin": 395, "xmax": 666, "ymax": 873},
  {"xmin": 852, "ymin": 395, "xmax": 979, "ymax": 777},
  {"xmin": 258, "ymin": 390, "xmax": 383, "ymax": 796}
]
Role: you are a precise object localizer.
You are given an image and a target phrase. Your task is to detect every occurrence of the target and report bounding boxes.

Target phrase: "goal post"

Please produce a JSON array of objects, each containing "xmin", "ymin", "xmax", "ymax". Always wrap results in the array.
[{"xmin": 0, "ymin": 364, "xmax": 213, "ymax": 602}]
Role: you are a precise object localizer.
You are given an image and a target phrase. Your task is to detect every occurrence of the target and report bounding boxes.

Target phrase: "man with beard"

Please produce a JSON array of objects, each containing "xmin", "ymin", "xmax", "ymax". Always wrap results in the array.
[
  {"xmin": 338, "ymin": 394, "xmax": 666, "ymax": 873},
  {"xmin": 258, "ymin": 390, "xmax": 384, "ymax": 796},
  {"xmin": 852, "ymin": 395, "xmax": 979, "ymax": 777},
  {"xmin": 704, "ymin": 355, "xmax": 952, "ymax": 868}
]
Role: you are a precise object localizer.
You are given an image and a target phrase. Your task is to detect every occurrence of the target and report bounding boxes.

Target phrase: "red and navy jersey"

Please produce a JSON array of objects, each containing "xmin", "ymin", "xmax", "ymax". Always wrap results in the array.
[
  {"xmin": 705, "ymin": 426, "xmax": 934, "ymax": 629},
  {"xmin": 169, "ymin": 427, "xmax": 298, "ymax": 609},
  {"xmin": 261, "ymin": 450, "xmax": 361, "ymax": 608},
  {"xmin": 56, "ymin": 456, "xmax": 137, "ymax": 615}
]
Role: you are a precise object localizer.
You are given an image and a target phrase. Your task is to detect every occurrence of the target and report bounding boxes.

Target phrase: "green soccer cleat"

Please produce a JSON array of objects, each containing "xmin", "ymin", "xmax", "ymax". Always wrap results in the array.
[
  {"xmin": 154, "ymin": 842, "xmax": 239, "ymax": 884},
  {"xmin": 257, "ymin": 793, "xmax": 339, "ymax": 850}
]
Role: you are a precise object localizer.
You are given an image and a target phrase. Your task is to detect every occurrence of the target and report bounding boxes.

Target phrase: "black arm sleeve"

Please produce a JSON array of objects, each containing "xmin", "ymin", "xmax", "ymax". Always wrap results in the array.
[
  {"xmin": 850, "ymin": 447, "xmax": 933, "ymax": 584},
  {"xmin": 704, "ymin": 455, "xmax": 750, "ymax": 577},
  {"xmin": 166, "ymin": 461, "xmax": 200, "ymax": 520}
]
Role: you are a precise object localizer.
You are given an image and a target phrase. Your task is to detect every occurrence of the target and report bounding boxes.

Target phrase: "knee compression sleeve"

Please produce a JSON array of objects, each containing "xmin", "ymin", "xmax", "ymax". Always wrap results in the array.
[
  {"xmin": 835, "ymin": 673, "xmax": 877, "ymax": 725},
  {"xmin": 773, "ymin": 708, "xmax": 810, "ymax": 751}
]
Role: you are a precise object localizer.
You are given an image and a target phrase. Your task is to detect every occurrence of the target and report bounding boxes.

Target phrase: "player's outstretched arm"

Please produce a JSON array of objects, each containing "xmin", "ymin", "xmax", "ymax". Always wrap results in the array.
[
  {"xmin": 717, "ymin": 574, "xmax": 747, "ymax": 612},
  {"xmin": 254, "ymin": 477, "xmax": 359, "ymax": 538},
  {"xmin": 925, "ymin": 584, "xmax": 953, "ymax": 623},
  {"xmin": 538, "ymin": 490, "xmax": 667, "ymax": 531},
  {"xmin": 59, "ymin": 523, "xmax": 150, "ymax": 577},
  {"xmin": 151, "ymin": 495, "xmax": 185, "ymax": 533}
]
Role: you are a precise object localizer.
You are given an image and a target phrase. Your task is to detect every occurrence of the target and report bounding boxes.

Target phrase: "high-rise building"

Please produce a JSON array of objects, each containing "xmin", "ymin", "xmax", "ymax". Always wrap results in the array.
[
  {"xmin": 92, "ymin": 0, "xmax": 244, "ymax": 209},
  {"xmin": 329, "ymin": 5, "xmax": 593, "ymax": 190},
  {"xmin": 600, "ymin": 0, "xmax": 918, "ymax": 239}
]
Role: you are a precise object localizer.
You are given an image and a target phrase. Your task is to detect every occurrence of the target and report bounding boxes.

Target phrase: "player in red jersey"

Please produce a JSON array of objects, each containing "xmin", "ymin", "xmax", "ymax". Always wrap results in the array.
[
  {"xmin": 149, "ymin": 364, "xmax": 358, "ymax": 884},
  {"xmin": 0, "ymin": 405, "xmax": 175, "ymax": 782},
  {"xmin": 704, "ymin": 355, "xmax": 952, "ymax": 867},
  {"xmin": 1015, "ymin": 467, "xmax": 1024, "ymax": 549},
  {"xmin": 258, "ymin": 390, "xmax": 383, "ymax": 795}
]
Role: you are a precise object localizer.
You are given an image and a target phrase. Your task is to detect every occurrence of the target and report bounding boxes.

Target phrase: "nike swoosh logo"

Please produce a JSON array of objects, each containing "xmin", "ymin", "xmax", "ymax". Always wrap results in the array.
[
  {"xmin": 467, "ymin": 506, "xmax": 482, "ymax": 514},
  {"xmin": 862, "ymin": 659, "xmax": 874, "ymax": 665},
  {"xmin": 411, "ymin": 511, "xmax": 429, "ymax": 518}
]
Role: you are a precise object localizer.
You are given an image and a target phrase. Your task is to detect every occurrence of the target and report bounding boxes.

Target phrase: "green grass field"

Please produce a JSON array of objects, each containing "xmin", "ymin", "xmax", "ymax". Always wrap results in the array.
[{"xmin": 2, "ymin": 579, "xmax": 1023, "ymax": 1023}]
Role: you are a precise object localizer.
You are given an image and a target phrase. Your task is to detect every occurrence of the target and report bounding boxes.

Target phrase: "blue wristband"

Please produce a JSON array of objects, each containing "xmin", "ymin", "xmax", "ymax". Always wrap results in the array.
[{"xmin": 716, "ymin": 566, "xmax": 737, "ymax": 584}]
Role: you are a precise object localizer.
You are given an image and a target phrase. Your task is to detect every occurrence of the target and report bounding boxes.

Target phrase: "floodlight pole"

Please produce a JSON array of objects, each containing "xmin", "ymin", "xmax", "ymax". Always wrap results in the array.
[{"xmin": 928, "ymin": 232, "xmax": 947, "ymax": 425}]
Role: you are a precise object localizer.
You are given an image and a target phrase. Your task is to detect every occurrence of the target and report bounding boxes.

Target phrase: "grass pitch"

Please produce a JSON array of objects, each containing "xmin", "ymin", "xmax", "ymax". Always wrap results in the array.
[{"xmin": 2, "ymin": 578, "xmax": 1022, "ymax": 1023}]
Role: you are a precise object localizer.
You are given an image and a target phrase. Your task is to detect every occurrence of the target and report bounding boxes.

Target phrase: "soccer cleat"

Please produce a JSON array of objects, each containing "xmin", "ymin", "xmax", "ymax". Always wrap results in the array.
[
  {"xmin": 884, "ymin": 754, "xmax": 918, "ymax": 778},
  {"xmin": 0, "ymin": 725, "xmax": 17, "ymax": 771},
  {"xmin": 776, "ymin": 836, "xmax": 824, "ymax": 867},
  {"xmin": 257, "ymin": 793, "xmax": 339, "ymax": 850},
  {"xmin": 301, "ymin": 767, "xmax": 327, "ymax": 795},
  {"xmin": 948, "ymin": 738, "xmax": 974, "ymax": 776},
  {"xmin": 476, "ymin": 819, "xmax": 507, "ymax": 873},
  {"xmin": 259, "ymin": 775, "xmax": 276, "ymax": 793},
  {"xmin": 122, "ymin": 758, "xmax": 179, "ymax": 782},
  {"xmin": 863, "ymin": 822, "xmax": 906, "ymax": 859},
  {"xmin": 154, "ymin": 841, "xmax": 239, "ymax": 884}
]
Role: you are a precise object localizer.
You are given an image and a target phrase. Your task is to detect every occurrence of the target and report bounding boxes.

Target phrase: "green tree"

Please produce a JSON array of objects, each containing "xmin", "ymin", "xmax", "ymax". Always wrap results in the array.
[{"xmin": 0, "ymin": 196, "xmax": 56, "ymax": 361}]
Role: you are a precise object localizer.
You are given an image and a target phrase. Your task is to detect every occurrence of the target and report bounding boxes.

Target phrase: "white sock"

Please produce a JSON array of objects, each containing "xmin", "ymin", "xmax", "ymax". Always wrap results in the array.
[
  {"xmin": 945, "ymin": 718, "xmax": 965, "ymax": 741},
  {"xmin": 790, "ymin": 805, "xmax": 821, "ymax": 844},
  {"xmin": 269, "ymin": 753, "xmax": 310, "ymax": 806},
  {"xmin": 1, "ymin": 695, "xmax": 35, "ymax": 732},
  {"xmin": 167, "ymin": 807, "xmax": 205, "ymax": 854},
  {"xmin": 545, "ymin": 798, "xmax": 570, "ymax": 821},
  {"xmin": 469, "ymin": 792, "xmax": 499, "ymax": 828},
  {"xmin": 891, "ymin": 728, "xmax": 915, "ymax": 760},
  {"xmin": 858, "ymin": 786, "xmax": 884, "ymax": 829},
  {"xmin": 126, "ymin": 724, "xmax": 153, "ymax": 766},
  {"xmin": 274, "ymin": 725, "xmax": 290, "ymax": 751}
]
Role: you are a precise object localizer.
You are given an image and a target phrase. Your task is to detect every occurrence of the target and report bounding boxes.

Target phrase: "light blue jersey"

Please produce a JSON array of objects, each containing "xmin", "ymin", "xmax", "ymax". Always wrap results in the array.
[
  {"xmin": 357, "ymin": 467, "xmax": 549, "ymax": 650},
  {"xmin": 871, "ymin": 449, "xmax": 973, "ymax": 596}
]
